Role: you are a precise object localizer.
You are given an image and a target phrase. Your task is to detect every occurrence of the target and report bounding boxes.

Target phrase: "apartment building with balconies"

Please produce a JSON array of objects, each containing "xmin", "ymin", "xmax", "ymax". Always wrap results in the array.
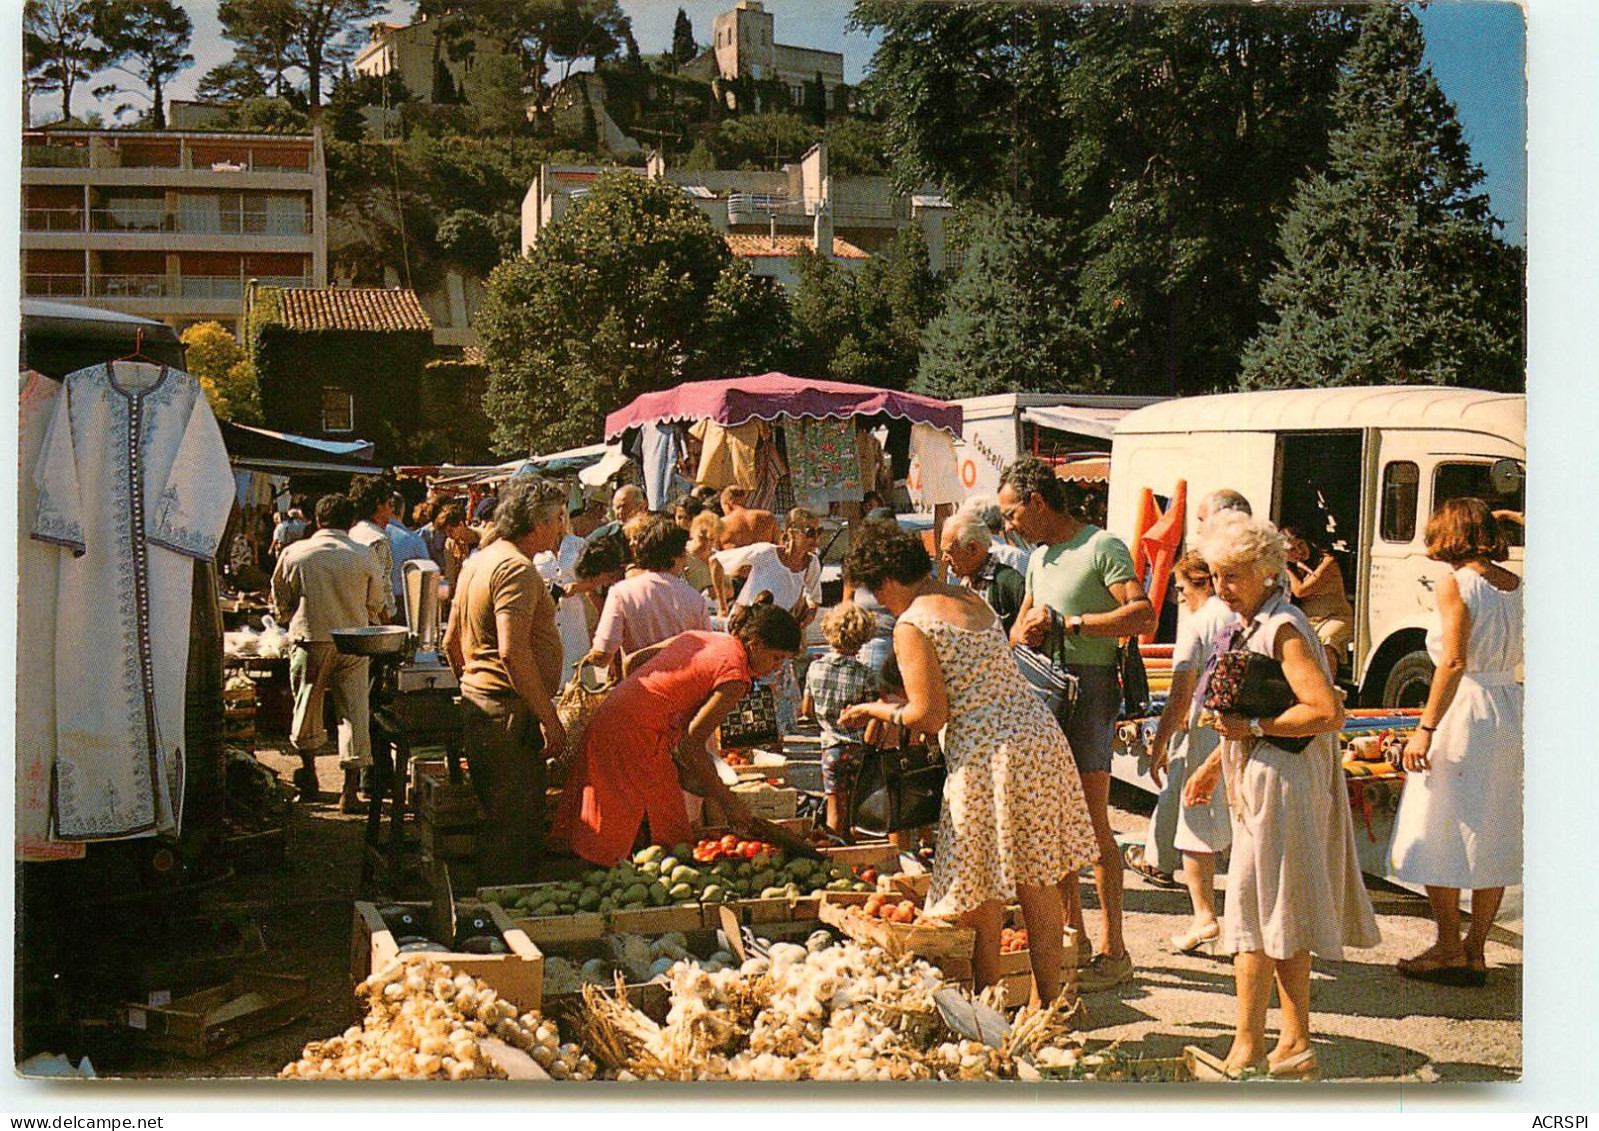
[
  {"xmin": 20, "ymin": 128, "xmax": 327, "ymax": 337},
  {"xmin": 520, "ymin": 143, "xmax": 951, "ymax": 287}
]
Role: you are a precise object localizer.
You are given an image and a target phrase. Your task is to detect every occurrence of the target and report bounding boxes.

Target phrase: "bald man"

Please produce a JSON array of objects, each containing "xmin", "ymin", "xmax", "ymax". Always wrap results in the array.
[
  {"xmin": 1195, "ymin": 489, "xmax": 1252, "ymax": 533},
  {"xmin": 716, "ymin": 485, "xmax": 779, "ymax": 549},
  {"xmin": 611, "ymin": 485, "xmax": 648, "ymax": 525}
]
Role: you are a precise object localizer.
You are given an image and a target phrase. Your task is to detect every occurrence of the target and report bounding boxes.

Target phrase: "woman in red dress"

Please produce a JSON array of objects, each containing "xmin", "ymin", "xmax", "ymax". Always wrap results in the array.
[{"xmin": 551, "ymin": 602, "xmax": 802, "ymax": 865}]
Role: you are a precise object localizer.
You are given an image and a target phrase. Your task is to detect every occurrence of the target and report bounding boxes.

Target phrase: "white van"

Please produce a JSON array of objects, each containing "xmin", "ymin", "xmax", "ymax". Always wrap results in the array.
[
  {"xmin": 1107, "ymin": 387, "xmax": 1525, "ymax": 706},
  {"xmin": 920, "ymin": 393, "xmax": 1164, "ymax": 502}
]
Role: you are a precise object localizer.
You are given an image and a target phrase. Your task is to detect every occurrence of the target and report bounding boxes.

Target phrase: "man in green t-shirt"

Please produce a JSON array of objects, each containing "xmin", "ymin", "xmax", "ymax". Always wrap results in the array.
[{"xmin": 1000, "ymin": 457, "xmax": 1157, "ymax": 993}]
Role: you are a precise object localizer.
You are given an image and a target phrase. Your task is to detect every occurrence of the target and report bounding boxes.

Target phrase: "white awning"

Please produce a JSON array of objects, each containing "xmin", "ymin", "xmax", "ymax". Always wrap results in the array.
[
  {"xmin": 232, "ymin": 423, "xmax": 375, "ymax": 459},
  {"xmin": 578, "ymin": 445, "xmax": 631, "ymax": 487},
  {"xmin": 1019, "ymin": 404, "xmax": 1140, "ymax": 442}
]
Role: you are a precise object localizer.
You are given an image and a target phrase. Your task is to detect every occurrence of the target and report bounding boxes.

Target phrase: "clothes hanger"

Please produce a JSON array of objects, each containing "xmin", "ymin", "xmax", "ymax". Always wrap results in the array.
[{"xmin": 114, "ymin": 327, "xmax": 155, "ymax": 364}]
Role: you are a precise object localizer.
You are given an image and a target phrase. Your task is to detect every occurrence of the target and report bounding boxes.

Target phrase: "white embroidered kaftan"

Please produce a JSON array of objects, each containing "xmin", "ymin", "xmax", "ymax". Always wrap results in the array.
[
  {"xmin": 30, "ymin": 362, "xmax": 233, "ymax": 841},
  {"xmin": 16, "ymin": 371, "xmax": 85, "ymax": 861}
]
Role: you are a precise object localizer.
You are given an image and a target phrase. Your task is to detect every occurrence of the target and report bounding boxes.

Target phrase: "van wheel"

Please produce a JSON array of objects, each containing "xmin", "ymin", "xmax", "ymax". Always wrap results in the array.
[{"xmin": 1381, "ymin": 650, "xmax": 1435, "ymax": 708}]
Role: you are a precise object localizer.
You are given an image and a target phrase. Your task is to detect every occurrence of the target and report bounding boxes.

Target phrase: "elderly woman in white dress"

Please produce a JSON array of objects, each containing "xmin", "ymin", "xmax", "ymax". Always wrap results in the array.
[
  {"xmin": 1389, "ymin": 498, "xmax": 1522, "ymax": 986},
  {"xmin": 1182, "ymin": 512, "xmax": 1380, "ymax": 1081}
]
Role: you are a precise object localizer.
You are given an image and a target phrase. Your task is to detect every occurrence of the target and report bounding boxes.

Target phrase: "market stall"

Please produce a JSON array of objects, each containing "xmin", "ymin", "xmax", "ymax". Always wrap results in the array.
[{"xmin": 603, "ymin": 373, "xmax": 965, "ymax": 517}]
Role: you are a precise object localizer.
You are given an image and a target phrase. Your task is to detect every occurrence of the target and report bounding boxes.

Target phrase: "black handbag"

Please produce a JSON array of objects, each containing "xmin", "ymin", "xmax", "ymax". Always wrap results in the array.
[
  {"xmin": 1012, "ymin": 609, "xmax": 1079, "ymax": 728},
  {"xmin": 850, "ymin": 741, "xmax": 946, "ymax": 837},
  {"xmin": 1119, "ymin": 637, "xmax": 1151, "ymax": 719},
  {"xmin": 719, "ymin": 681, "xmax": 779, "ymax": 749},
  {"xmin": 1200, "ymin": 634, "xmax": 1313, "ymax": 754}
]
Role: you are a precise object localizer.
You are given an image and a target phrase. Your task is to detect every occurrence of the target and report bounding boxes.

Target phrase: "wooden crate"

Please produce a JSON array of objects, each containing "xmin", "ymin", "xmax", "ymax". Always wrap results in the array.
[
  {"xmin": 120, "ymin": 972, "xmax": 310, "ymax": 1059},
  {"xmin": 727, "ymin": 782, "xmax": 799, "ymax": 820},
  {"xmin": 351, "ymin": 897, "xmax": 544, "ymax": 1012},
  {"xmin": 939, "ymin": 924, "xmax": 1082, "ymax": 1008},
  {"xmin": 412, "ymin": 760, "xmax": 482, "ymax": 825},
  {"xmin": 817, "ymin": 892, "xmax": 976, "ymax": 963},
  {"xmin": 477, "ymin": 882, "xmax": 610, "ymax": 947},
  {"xmin": 420, "ymin": 822, "xmax": 476, "ymax": 861}
]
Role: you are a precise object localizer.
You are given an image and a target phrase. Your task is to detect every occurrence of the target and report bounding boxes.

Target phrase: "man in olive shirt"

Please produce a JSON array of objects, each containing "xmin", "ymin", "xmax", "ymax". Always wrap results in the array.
[
  {"xmin": 1000, "ymin": 457, "xmax": 1157, "ymax": 992},
  {"xmin": 444, "ymin": 476, "xmax": 568, "ymax": 883}
]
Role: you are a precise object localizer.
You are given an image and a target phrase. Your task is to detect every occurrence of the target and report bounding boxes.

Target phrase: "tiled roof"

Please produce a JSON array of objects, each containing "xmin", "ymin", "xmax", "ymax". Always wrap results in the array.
[
  {"xmin": 723, "ymin": 233, "xmax": 869, "ymax": 261},
  {"xmin": 265, "ymin": 286, "xmax": 433, "ymax": 333}
]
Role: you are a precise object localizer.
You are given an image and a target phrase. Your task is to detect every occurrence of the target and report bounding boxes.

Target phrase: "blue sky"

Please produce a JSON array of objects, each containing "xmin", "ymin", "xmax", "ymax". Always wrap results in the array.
[{"xmin": 35, "ymin": 0, "xmax": 1528, "ymax": 244}]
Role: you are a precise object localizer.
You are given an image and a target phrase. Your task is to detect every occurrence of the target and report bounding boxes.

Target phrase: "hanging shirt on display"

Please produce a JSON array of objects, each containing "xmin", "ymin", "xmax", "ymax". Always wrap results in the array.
[
  {"xmin": 910, "ymin": 423, "xmax": 963, "ymax": 508},
  {"xmin": 30, "ymin": 361, "xmax": 234, "ymax": 842}
]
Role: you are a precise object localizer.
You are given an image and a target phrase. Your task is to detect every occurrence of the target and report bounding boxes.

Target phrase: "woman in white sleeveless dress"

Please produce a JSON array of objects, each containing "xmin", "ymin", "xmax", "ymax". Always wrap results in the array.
[
  {"xmin": 839, "ymin": 525, "xmax": 1096, "ymax": 1004},
  {"xmin": 1390, "ymin": 498, "xmax": 1523, "ymax": 986}
]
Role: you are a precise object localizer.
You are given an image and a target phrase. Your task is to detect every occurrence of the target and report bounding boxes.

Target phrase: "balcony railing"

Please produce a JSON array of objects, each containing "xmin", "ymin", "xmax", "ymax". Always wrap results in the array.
[
  {"xmin": 23, "ymin": 207, "xmax": 87, "ymax": 232},
  {"xmin": 25, "ymin": 273, "xmax": 311, "ymax": 301},
  {"xmin": 728, "ymin": 192, "xmax": 804, "ymax": 219},
  {"xmin": 76, "ymin": 207, "xmax": 313, "ymax": 237},
  {"xmin": 24, "ymin": 274, "xmax": 88, "ymax": 297},
  {"xmin": 24, "ymin": 140, "xmax": 314, "ymax": 173},
  {"xmin": 22, "ymin": 145, "xmax": 90, "ymax": 168}
]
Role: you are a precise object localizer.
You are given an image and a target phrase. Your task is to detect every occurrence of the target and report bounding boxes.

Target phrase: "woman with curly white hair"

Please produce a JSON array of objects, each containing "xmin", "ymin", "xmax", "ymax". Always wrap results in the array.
[{"xmin": 1182, "ymin": 511, "xmax": 1380, "ymax": 1082}]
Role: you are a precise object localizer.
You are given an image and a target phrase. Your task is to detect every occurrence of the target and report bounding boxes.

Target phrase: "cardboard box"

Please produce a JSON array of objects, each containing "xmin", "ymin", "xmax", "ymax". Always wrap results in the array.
[
  {"xmin": 352, "ymin": 868, "xmax": 544, "ymax": 1011},
  {"xmin": 120, "ymin": 972, "xmax": 310, "ymax": 1058}
]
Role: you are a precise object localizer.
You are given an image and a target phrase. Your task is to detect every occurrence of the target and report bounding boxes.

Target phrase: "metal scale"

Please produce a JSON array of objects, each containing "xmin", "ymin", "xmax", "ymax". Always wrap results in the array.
[{"xmin": 334, "ymin": 560, "xmax": 465, "ymax": 886}]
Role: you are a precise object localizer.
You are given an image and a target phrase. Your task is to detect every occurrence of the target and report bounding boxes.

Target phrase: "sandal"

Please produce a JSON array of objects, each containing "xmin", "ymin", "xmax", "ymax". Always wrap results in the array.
[
  {"xmin": 1185, "ymin": 1046, "xmax": 1270, "ymax": 1082},
  {"xmin": 1121, "ymin": 843, "xmax": 1181, "ymax": 889},
  {"xmin": 1169, "ymin": 922, "xmax": 1222, "ymax": 954},
  {"xmin": 1268, "ymin": 1048, "xmax": 1320, "ymax": 1081},
  {"xmin": 1397, "ymin": 952, "xmax": 1486, "ymax": 986}
]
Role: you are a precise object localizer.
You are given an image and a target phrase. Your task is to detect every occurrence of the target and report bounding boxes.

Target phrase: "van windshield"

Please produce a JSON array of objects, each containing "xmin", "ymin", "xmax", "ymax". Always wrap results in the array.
[{"xmin": 1435, "ymin": 462, "xmax": 1525, "ymax": 548}]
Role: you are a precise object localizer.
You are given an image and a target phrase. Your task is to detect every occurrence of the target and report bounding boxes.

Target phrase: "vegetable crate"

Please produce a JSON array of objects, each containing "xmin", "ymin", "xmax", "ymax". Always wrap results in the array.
[
  {"xmin": 816, "ymin": 892, "xmax": 977, "ymax": 965},
  {"xmin": 727, "ymin": 781, "xmax": 799, "ymax": 820},
  {"xmin": 352, "ymin": 873, "xmax": 544, "ymax": 1012},
  {"xmin": 411, "ymin": 757, "xmax": 482, "ymax": 825},
  {"xmin": 119, "ymin": 972, "xmax": 310, "ymax": 1059}
]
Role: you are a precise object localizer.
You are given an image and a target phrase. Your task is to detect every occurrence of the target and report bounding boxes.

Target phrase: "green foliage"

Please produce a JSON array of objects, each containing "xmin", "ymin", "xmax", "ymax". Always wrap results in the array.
[
  {"xmin": 325, "ymin": 72, "xmax": 369, "ymax": 142},
  {"xmin": 464, "ymin": 49, "xmax": 532, "ymax": 136},
  {"xmin": 184, "ymin": 321, "xmax": 261, "ymax": 424},
  {"xmin": 217, "ymin": 0, "xmax": 300, "ymax": 102},
  {"xmin": 435, "ymin": 209, "xmax": 503, "ymax": 273},
  {"xmin": 856, "ymin": 1, "xmax": 1365, "ymax": 395},
  {"xmin": 704, "ymin": 112, "xmax": 817, "ymax": 170},
  {"xmin": 701, "ymin": 263, "xmax": 794, "ymax": 378},
  {"xmin": 197, "ymin": 58, "xmax": 269, "ymax": 102},
  {"xmin": 24, "ymin": 0, "xmax": 109, "ymax": 123},
  {"xmin": 1240, "ymin": 6, "xmax": 1525, "ymax": 391},
  {"xmin": 91, "ymin": 0, "xmax": 194, "ymax": 129},
  {"xmin": 214, "ymin": 96, "xmax": 311, "ymax": 133},
  {"xmin": 915, "ymin": 198, "xmax": 1099, "ymax": 399},
  {"xmin": 821, "ymin": 117, "xmax": 888, "ymax": 177},
  {"xmin": 672, "ymin": 8, "xmax": 697, "ymax": 65},
  {"xmin": 479, "ymin": 171, "xmax": 785, "ymax": 455},
  {"xmin": 787, "ymin": 228, "xmax": 939, "ymax": 391}
]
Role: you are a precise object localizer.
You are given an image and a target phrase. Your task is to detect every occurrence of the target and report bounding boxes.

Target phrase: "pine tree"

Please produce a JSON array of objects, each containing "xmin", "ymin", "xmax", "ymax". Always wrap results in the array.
[{"xmin": 1240, "ymin": 4, "xmax": 1524, "ymax": 391}]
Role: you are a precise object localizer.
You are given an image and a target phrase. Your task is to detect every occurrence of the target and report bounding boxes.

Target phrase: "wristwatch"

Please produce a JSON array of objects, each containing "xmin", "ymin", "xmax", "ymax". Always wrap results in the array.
[
  {"xmin": 1068, "ymin": 615, "xmax": 1084, "ymax": 636},
  {"xmin": 1247, "ymin": 718, "xmax": 1265, "ymax": 738}
]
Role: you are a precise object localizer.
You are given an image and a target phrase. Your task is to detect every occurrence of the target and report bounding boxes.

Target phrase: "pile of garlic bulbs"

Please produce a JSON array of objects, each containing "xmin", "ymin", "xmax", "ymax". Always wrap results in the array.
[
  {"xmin": 279, "ymin": 959, "xmax": 594, "ymax": 1081},
  {"xmin": 595, "ymin": 939, "xmax": 1023, "ymax": 1082}
]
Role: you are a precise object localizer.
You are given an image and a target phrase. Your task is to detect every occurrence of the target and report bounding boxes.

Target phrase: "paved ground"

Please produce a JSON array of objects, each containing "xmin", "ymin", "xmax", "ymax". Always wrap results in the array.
[{"xmin": 782, "ymin": 729, "xmax": 1523, "ymax": 1084}]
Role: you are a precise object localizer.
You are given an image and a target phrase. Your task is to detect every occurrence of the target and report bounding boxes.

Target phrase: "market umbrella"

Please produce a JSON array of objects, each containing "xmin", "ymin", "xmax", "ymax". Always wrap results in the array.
[{"xmin": 603, "ymin": 373, "xmax": 963, "ymax": 440}]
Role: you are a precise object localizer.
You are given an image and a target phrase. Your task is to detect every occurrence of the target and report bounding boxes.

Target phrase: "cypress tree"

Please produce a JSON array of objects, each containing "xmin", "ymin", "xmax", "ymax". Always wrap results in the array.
[{"xmin": 1240, "ymin": 4, "xmax": 1524, "ymax": 390}]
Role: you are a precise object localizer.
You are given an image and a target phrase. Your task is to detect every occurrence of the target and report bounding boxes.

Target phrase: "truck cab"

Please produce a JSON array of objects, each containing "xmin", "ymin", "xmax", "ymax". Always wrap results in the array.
[{"xmin": 1107, "ymin": 387, "xmax": 1524, "ymax": 707}]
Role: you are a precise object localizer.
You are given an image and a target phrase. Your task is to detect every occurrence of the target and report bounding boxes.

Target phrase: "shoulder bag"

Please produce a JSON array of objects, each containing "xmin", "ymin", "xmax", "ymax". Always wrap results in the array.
[
  {"xmin": 849, "ymin": 720, "xmax": 946, "ymax": 836},
  {"xmin": 1012, "ymin": 607, "xmax": 1079, "ymax": 729},
  {"xmin": 551, "ymin": 661, "xmax": 614, "ymax": 783}
]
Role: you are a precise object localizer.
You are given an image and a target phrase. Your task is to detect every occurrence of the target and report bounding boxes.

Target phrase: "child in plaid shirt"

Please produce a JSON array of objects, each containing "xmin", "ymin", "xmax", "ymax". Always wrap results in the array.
[{"xmin": 802, "ymin": 603, "xmax": 881, "ymax": 834}]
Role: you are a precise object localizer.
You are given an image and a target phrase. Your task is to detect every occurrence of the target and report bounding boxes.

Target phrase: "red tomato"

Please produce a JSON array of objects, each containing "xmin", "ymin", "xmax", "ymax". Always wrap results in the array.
[{"xmin": 721, "ymin": 835, "xmax": 738, "ymax": 849}]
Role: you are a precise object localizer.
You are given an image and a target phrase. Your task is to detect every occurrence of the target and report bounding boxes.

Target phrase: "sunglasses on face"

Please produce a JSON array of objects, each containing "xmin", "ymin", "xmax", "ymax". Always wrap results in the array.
[{"xmin": 797, "ymin": 527, "xmax": 820, "ymax": 538}]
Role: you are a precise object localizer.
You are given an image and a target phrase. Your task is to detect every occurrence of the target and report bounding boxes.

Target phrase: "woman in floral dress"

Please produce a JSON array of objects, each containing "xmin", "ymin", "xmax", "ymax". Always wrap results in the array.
[{"xmin": 841, "ymin": 525, "xmax": 1096, "ymax": 1002}]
